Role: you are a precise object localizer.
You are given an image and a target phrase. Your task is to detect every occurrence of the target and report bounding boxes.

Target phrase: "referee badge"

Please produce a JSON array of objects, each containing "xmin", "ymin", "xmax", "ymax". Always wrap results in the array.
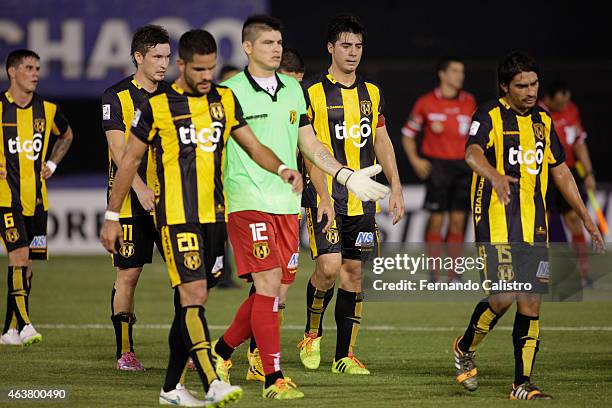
[
  {"xmin": 34, "ymin": 118, "xmax": 46, "ymax": 133},
  {"xmin": 119, "ymin": 242, "xmax": 135, "ymax": 258},
  {"xmin": 325, "ymin": 228, "xmax": 340, "ymax": 244},
  {"xmin": 5, "ymin": 228, "xmax": 19, "ymax": 244},
  {"xmin": 184, "ymin": 251, "xmax": 202, "ymax": 270},
  {"xmin": 210, "ymin": 103, "xmax": 225, "ymax": 120},
  {"xmin": 289, "ymin": 110, "xmax": 297, "ymax": 124},
  {"xmin": 532, "ymin": 123, "xmax": 545, "ymax": 140},
  {"xmin": 253, "ymin": 242, "xmax": 270, "ymax": 259},
  {"xmin": 360, "ymin": 100, "xmax": 372, "ymax": 116}
]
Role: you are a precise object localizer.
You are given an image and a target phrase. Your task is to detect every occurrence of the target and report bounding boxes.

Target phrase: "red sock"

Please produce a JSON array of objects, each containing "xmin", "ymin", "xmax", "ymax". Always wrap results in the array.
[
  {"xmin": 223, "ymin": 293, "xmax": 255, "ymax": 348},
  {"xmin": 446, "ymin": 232, "xmax": 464, "ymax": 280},
  {"xmin": 251, "ymin": 294, "xmax": 281, "ymax": 375},
  {"xmin": 571, "ymin": 233, "xmax": 589, "ymax": 279},
  {"xmin": 426, "ymin": 232, "xmax": 442, "ymax": 281}
]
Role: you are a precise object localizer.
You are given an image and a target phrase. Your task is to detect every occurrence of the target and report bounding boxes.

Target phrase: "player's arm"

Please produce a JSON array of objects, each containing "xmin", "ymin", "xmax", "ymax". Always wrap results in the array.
[
  {"xmin": 303, "ymin": 155, "xmax": 334, "ymax": 232},
  {"xmin": 401, "ymin": 101, "xmax": 431, "ymax": 179},
  {"xmin": 231, "ymin": 124, "xmax": 302, "ymax": 193},
  {"xmin": 298, "ymin": 124, "xmax": 389, "ymax": 201},
  {"xmin": 41, "ymin": 106, "xmax": 73, "ymax": 179},
  {"xmin": 374, "ymin": 125, "xmax": 405, "ymax": 224},
  {"xmin": 573, "ymin": 142, "xmax": 596, "ymax": 191}
]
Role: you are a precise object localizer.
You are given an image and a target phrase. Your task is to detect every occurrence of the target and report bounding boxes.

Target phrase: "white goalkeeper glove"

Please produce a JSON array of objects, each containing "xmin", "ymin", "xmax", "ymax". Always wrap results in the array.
[{"xmin": 335, "ymin": 164, "xmax": 390, "ymax": 202}]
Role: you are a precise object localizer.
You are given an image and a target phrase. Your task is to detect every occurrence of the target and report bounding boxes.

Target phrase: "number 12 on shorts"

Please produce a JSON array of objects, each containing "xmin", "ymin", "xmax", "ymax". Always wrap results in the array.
[{"xmin": 249, "ymin": 222, "xmax": 268, "ymax": 241}]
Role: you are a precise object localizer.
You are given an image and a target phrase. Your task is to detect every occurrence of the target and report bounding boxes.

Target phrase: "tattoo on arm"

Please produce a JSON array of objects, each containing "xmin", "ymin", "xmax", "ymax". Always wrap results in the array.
[
  {"xmin": 313, "ymin": 146, "xmax": 341, "ymax": 175},
  {"xmin": 49, "ymin": 135, "xmax": 73, "ymax": 164}
]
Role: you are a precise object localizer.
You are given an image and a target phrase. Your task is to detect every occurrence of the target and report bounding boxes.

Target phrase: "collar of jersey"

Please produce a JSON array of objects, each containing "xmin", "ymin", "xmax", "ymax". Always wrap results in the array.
[
  {"xmin": 325, "ymin": 72, "xmax": 359, "ymax": 89},
  {"xmin": 243, "ymin": 67, "xmax": 285, "ymax": 101},
  {"xmin": 171, "ymin": 82, "xmax": 213, "ymax": 97},
  {"xmin": 498, "ymin": 97, "xmax": 533, "ymax": 117},
  {"xmin": 4, "ymin": 91, "xmax": 35, "ymax": 109}
]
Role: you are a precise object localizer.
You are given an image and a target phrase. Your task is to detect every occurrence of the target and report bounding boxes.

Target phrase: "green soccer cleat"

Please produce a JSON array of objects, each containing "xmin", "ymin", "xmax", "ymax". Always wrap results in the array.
[
  {"xmin": 509, "ymin": 382, "xmax": 553, "ymax": 400},
  {"xmin": 19, "ymin": 324, "xmax": 42, "ymax": 347},
  {"xmin": 246, "ymin": 347, "xmax": 265, "ymax": 382},
  {"xmin": 453, "ymin": 336, "xmax": 478, "ymax": 391},
  {"xmin": 262, "ymin": 378, "xmax": 304, "ymax": 400},
  {"xmin": 211, "ymin": 339, "xmax": 233, "ymax": 384},
  {"xmin": 331, "ymin": 353, "xmax": 370, "ymax": 375},
  {"xmin": 297, "ymin": 334, "xmax": 321, "ymax": 370}
]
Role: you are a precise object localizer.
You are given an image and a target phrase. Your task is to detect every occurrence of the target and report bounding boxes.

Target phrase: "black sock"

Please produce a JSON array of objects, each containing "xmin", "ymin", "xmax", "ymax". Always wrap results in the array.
[
  {"xmin": 180, "ymin": 306, "xmax": 217, "ymax": 392},
  {"xmin": 305, "ymin": 280, "xmax": 334, "ymax": 337},
  {"xmin": 111, "ymin": 312, "xmax": 136, "ymax": 359},
  {"xmin": 334, "ymin": 288, "xmax": 362, "ymax": 360},
  {"xmin": 214, "ymin": 335, "xmax": 235, "ymax": 361},
  {"xmin": 163, "ymin": 312, "xmax": 190, "ymax": 392},
  {"xmin": 6, "ymin": 266, "xmax": 30, "ymax": 331},
  {"xmin": 458, "ymin": 300, "xmax": 501, "ymax": 352},
  {"xmin": 264, "ymin": 370, "xmax": 284, "ymax": 388},
  {"xmin": 513, "ymin": 313, "xmax": 540, "ymax": 386}
]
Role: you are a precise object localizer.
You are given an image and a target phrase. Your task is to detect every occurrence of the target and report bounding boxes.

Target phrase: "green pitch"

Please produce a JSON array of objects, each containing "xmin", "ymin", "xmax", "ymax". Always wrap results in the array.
[{"xmin": 1, "ymin": 253, "xmax": 611, "ymax": 407}]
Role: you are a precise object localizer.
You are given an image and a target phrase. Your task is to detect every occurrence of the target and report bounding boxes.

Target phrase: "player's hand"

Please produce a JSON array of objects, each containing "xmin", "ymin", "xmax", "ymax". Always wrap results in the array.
[
  {"xmin": 280, "ymin": 168, "xmax": 303, "ymax": 193},
  {"xmin": 100, "ymin": 220, "xmax": 123, "ymax": 254},
  {"xmin": 337, "ymin": 165, "xmax": 390, "ymax": 202},
  {"xmin": 411, "ymin": 157, "xmax": 431, "ymax": 180},
  {"xmin": 317, "ymin": 197, "xmax": 335, "ymax": 233},
  {"xmin": 491, "ymin": 173, "xmax": 518, "ymax": 205},
  {"xmin": 40, "ymin": 161, "xmax": 55, "ymax": 180},
  {"xmin": 584, "ymin": 217, "xmax": 605, "ymax": 254},
  {"xmin": 584, "ymin": 174, "xmax": 596, "ymax": 192},
  {"xmin": 389, "ymin": 188, "xmax": 405, "ymax": 225},
  {"xmin": 134, "ymin": 185, "xmax": 156, "ymax": 212},
  {"xmin": 0, "ymin": 164, "xmax": 6, "ymax": 180}
]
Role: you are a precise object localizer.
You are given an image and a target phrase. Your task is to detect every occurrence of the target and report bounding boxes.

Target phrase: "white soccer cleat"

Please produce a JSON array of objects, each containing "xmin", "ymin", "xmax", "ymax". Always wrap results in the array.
[
  {"xmin": 204, "ymin": 379, "xmax": 243, "ymax": 407},
  {"xmin": 0, "ymin": 329, "xmax": 23, "ymax": 346},
  {"xmin": 19, "ymin": 324, "xmax": 42, "ymax": 346},
  {"xmin": 159, "ymin": 383, "xmax": 206, "ymax": 407}
]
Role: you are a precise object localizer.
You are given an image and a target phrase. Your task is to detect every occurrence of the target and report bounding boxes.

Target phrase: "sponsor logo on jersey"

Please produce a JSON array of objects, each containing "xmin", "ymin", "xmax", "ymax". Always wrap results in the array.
[
  {"xmin": 29, "ymin": 235, "xmax": 47, "ymax": 249},
  {"xmin": 508, "ymin": 141, "xmax": 545, "ymax": 175},
  {"xmin": 355, "ymin": 231, "xmax": 374, "ymax": 247},
  {"xmin": 103, "ymin": 104, "xmax": 111, "ymax": 120},
  {"xmin": 178, "ymin": 122, "xmax": 223, "ymax": 152},
  {"xmin": 8, "ymin": 133, "xmax": 44, "ymax": 160},
  {"xmin": 334, "ymin": 117, "xmax": 372, "ymax": 148}
]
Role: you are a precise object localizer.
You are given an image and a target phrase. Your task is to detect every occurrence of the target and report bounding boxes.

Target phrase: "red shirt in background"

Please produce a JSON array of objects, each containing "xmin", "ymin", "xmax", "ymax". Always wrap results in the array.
[
  {"xmin": 538, "ymin": 100, "xmax": 586, "ymax": 168},
  {"xmin": 402, "ymin": 88, "xmax": 476, "ymax": 160}
]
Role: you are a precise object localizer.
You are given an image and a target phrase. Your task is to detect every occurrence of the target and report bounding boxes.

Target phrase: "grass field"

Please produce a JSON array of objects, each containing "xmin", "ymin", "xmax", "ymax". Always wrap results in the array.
[{"xmin": 1, "ymin": 253, "xmax": 611, "ymax": 407}]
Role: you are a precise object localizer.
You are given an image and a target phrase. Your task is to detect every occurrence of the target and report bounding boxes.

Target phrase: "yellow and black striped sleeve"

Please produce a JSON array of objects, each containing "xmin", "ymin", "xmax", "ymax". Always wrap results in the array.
[
  {"xmin": 466, "ymin": 108, "xmax": 494, "ymax": 151},
  {"xmin": 51, "ymin": 104, "xmax": 69, "ymax": 136},
  {"xmin": 101, "ymin": 90, "xmax": 125, "ymax": 132},
  {"xmin": 228, "ymin": 91, "xmax": 247, "ymax": 132},
  {"xmin": 130, "ymin": 99, "xmax": 157, "ymax": 144}
]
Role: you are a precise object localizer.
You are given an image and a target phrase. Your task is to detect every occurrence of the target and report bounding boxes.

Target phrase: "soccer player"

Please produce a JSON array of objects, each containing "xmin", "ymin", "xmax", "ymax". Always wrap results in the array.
[
  {"xmin": 101, "ymin": 28, "xmax": 304, "ymax": 406},
  {"xmin": 540, "ymin": 81, "xmax": 596, "ymax": 287},
  {"xmin": 452, "ymin": 51, "xmax": 604, "ymax": 400},
  {"xmin": 101, "ymin": 24, "xmax": 171, "ymax": 371},
  {"xmin": 278, "ymin": 48, "xmax": 305, "ymax": 81},
  {"xmin": 0, "ymin": 49, "xmax": 73, "ymax": 346},
  {"xmin": 298, "ymin": 14, "xmax": 404, "ymax": 375},
  {"xmin": 402, "ymin": 57, "xmax": 476, "ymax": 283},
  {"xmin": 210, "ymin": 14, "xmax": 390, "ymax": 400}
]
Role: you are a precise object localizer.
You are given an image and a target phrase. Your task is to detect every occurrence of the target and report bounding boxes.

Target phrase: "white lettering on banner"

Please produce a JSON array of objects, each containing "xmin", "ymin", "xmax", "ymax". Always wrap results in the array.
[
  {"xmin": 0, "ymin": 21, "xmax": 24, "ymax": 80},
  {"xmin": 86, "ymin": 20, "xmax": 133, "ymax": 79},
  {"xmin": 29, "ymin": 19, "xmax": 83, "ymax": 78}
]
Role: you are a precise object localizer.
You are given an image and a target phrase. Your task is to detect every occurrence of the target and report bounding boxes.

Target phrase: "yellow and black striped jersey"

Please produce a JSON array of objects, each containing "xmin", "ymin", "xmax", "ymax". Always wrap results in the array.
[
  {"xmin": 302, "ymin": 72, "xmax": 385, "ymax": 216},
  {"xmin": 467, "ymin": 98, "xmax": 566, "ymax": 244},
  {"xmin": 101, "ymin": 76, "xmax": 171, "ymax": 218},
  {"xmin": 0, "ymin": 91, "xmax": 69, "ymax": 215},
  {"xmin": 131, "ymin": 83, "xmax": 246, "ymax": 226}
]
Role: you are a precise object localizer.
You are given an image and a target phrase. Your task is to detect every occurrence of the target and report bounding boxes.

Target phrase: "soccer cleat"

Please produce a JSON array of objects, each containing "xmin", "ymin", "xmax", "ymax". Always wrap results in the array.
[
  {"xmin": 19, "ymin": 324, "xmax": 42, "ymax": 346},
  {"xmin": 331, "ymin": 353, "xmax": 370, "ymax": 375},
  {"xmin": 509, "ymin": 382, "xmax": 553, "ymax": 400},
  {"xmin": 117, "ymin": 351, "xmax": 145, "ymax": 371},
  {"xmin": 246, "ymin": 347, "xmax": 265, "ymax": 382},
  {"xmin": 297, "ymin": 334, "xmax": 321, "ymax": 370},
  {"xmin": 0, "ymin": 329, "xmax": 23, "ymax": 346},
  {"xmin": 453, "ymin": 336, "xmax": 478, "ymax": 391},
  {"xmin": 204, "ymin": 379, "xmax": 243, "ymax": 406},
  {"xmin": 211, "ymin": 339, "xmax": 232, "ymax": 383},
  {"xmin": 262, "ymin": 377, "xmax": 304, "ymax": 400},
  {"xmin": 159, "ymin": 383, "xmax": 206, "ymax": 407}
]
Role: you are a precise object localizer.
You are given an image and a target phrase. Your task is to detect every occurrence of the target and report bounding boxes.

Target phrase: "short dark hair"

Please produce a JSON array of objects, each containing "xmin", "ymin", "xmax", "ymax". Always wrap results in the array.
[
  {"xmin": 497, "ymin": 51, "xmax": 539, "ymax": 96},
  {"xmin": 279, "ymin": 48, "xmax": 305, "ymax": 74},
  {"xmin": 327, "ymin": 14, "xmax": 366, "ymax": 44},
  {"xmin": 242, "ymin": 14, "xmax": 282, "ymax": 43},
  {"xmin": 178, "ymin": 29, "xmax": 217, "ymax": 62},
  {"xmin": 545, "ymin": 80, "xmax": 570, "ymax": 98},
  {"xmin": 5, "ymin": 49, "xmax": 40, "ymax": 76},
  {"xmin": 220, "ymin": 64, "xmax": 239, "ymax": 77},
  {"xmin": 131, "ymin": 25, "xmax": 170, "ymax": 67},
  {"xmin": 436, "ymin": 56, "xmax": 463, "ymax": 73}
]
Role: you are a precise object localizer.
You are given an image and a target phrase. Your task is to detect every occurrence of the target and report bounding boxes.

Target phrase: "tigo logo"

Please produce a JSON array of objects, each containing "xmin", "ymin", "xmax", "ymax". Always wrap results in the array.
[
  {"xmin": 508, "ymin": 141, "xmax": 544, "ymax": 175},
  {"xmin": 334, "ymin": 118, "xmax": 372, "ymax": 148},
  {"xmin": 178, "ymin": 122, "xmax": 223, "ymax": 152}
]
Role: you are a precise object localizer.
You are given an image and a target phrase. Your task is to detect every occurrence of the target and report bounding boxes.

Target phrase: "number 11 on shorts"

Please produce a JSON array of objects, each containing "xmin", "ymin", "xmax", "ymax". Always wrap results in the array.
[{"xmin": 249, "ymin": 222, "xmax": 268, "ymax": 241}]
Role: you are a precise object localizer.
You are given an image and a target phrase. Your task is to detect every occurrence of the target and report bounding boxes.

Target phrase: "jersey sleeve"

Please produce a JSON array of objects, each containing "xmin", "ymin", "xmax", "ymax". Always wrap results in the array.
[
  {"xmin": 465, "ymin": 108, "xmax": 493, "ymax": 151},
  {"xmin": 51, "ymin": 105, "xmax": 69, "ymax": 136},
  {"xmin": 130, "ymin": 99, "xmax": 156, "ymax": 144},
  {"xmin": 402, "ymin": 97, "xmax": 424, "ymax": 138},
  {"xmin": 377, "ymin": 89, "xmax": 386, "ymax": 128},
  {"xmin": 297, "ymin": 86, "xmax": 310, "ymax": 128},
  {"xmin": 547, "ymin": 123, "xmax": 566, "ymax": 167},
  {"xmin": 101, "ymin": 90, "xmax": 125, "ymax": 132},
  {"xmin": 229, "ymin": 93, "xmax": 247, "ymax": 132}
]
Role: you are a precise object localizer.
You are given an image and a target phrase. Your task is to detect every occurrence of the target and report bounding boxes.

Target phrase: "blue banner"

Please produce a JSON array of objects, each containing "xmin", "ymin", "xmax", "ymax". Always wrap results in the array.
[{"xmin": 0, "ymin": 0, "xmax": 268, "ymax": 97}]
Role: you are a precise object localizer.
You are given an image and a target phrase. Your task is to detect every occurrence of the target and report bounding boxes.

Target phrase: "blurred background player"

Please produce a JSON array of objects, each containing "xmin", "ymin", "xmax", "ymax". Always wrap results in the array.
[
  {"xmin": 401, "ymin": 57, "xmax": 476, "ymax": 283},
  {"xmin": 0, "ymin": 49, "xmax": 73, "ymax": 346},
  {"xmin": 278, "ymin": 48, "xmax": 305, "ymax": 81},
  {"xmin": 453, "ymin": 51, "xmax": 603, "ymax": 400},
  {"xmin": 540, "ymin": 81, "xmax": 596, "ymax": 287},
  {"xmin": 298, "ymin": 14, "xmax": 404, "ymax": 375},
  {"xmin": 101, "ymin": 25, "xmax": 170, "ymax": 371},
  {"xmin": 218, "ymin": 64, "xmax": 241, "ymax": 83},
  {"xmin": 211, "ymin": 14, "xmax": 389, "ymax": 400}
]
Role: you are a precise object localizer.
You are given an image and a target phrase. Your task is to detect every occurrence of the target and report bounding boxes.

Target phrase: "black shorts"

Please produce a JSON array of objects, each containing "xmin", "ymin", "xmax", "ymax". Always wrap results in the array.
[
  {"xmin": 0, "ymin": 206, "xmax": 48, "ymax": 260},
  {"xmin": 112, "ymin": 216, "xmax": 163, "ymax": 269},
  {"xmin": 478, "ymin": 243, "xmax": 550, "ymax": 295},
  {"xmin": 547, "ymin": 168, "xmax": 587, "ymax": 214},
  {"xmin": 305, "ymin": 208, "xmax": 378, "ymax": 260},
  {"xmin": 159, "ymin": 222, "xmax": 227, "ymax": 289},
  {"xmin": 424, "ymin": 159, "xmax": 472, "ymax": 212}
]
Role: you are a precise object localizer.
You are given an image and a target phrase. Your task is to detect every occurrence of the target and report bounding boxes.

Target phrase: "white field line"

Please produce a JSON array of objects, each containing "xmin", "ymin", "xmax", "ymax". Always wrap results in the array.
[{"xmin": 36, "ymin": 324, "xmax": 612, "ymax": 332}]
